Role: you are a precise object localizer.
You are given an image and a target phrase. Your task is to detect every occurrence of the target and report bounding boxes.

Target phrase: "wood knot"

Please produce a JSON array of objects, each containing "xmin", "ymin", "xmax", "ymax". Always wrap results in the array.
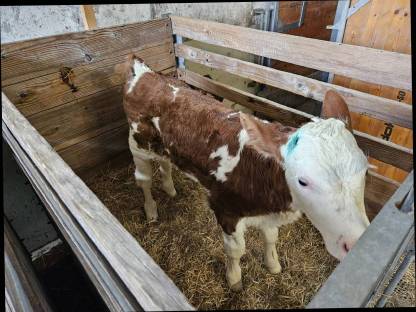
[
  {"xmin": 59, "ymin": 66, "xmax": 78, "ymax": 92},
  {"xmin": 18, "ymin": 91, "xmax": 28, "ymax": 98}
]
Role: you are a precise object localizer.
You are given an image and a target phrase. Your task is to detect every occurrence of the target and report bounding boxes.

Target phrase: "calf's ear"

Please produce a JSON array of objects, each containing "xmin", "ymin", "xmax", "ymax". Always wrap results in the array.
[
  {"xmin": 321, "ymin": 90, "xmax": 353, "ymax": 132},
  {"xmin": 240, "ymin": 113, "xmax": 278, "ymax": 158}
]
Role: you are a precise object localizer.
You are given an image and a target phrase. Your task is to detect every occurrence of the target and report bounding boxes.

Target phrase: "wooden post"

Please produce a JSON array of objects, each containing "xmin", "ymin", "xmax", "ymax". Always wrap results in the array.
[{"xmin": 80, "ymin": 5, "xmax": 97, "ymax": 30}]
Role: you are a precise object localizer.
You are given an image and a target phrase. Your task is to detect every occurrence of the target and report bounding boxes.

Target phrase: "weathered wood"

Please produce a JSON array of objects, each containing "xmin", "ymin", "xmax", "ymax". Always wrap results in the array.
[
  {"xmin": 27, "ymin": 86, "xmax": 125, "ymax": 148},
  {"xmin": 171, "ymin": 16, "xmax": 411, "ymax": 91},
  {"xmin": 178, "ymin": 69, "xmax": 413, "ymax": 171},
  {"xmin": 2, "ymin": 93, "xmax": 194, "ymax": 311},
  {"xmin": 365, "ymin": 171, "xmax": 399, "ymax": 219},
  {"xmin": 59, "ymin": 124, "xmax": 129, "ymax": 178},
  {"xmin": 4, "ymin": 217, "xmax": 54, "ymax": 312},
  {"xmin": 3, "ymin": 43, "xmax": 174, "ymax": 116},
  {"xmin": 178, "ymin": 68, "xmax": 311, "ymax": 127},
  {"xmin": 355, "ymin": 131, "xmax": 413, "ymax": 172},
  {"xmin": 175, "ymin": 44, "xmax": 412, "ymax": 129},
  {"xmin": 3, "ymin": 124, "xmax": 141, "ymax": 312},
  {"xmin": 1, "ymin": 18, "xmax": 173, "ymax": 85}
]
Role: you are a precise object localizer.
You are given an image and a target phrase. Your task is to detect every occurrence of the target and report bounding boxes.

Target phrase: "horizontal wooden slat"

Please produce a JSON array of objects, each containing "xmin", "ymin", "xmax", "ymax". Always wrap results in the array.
[
  {"xmin": 365, "ymin": 171, "xmax": 399, "ymax": 220},
  {"xmin": 171, "ymin": 16, "xmax": 411, "ymax": 91},
  {"xmin": 27, "ymin": 86, "xmax": 125, "ymax": 149},
  {"xmin": 175, "ymin": 44, "xmax": 412, "ymax": 129},
  {"xmin": 59, "ymin": 124, "xmax": 129, "ymax": 177},
  {"xmin": 1, "ymin": 18, "xmax": 173, "ymax": 84},
  {"xmin": 3, "ymin": 43, "xmax": 174, "ymax": 117},
  {"xmin": 2, "ymin": 93, "xmax": 194, "ymax": 310},
  {"xmin": 178, "ymin": 69, "xmax": 413, "ymax": 171}
]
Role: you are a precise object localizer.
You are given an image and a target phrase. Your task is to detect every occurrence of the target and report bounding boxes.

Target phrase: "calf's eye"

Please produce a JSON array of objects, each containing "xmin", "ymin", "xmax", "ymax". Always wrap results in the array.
[{"xmin": 298, "ymin": 179, "xmax": 308, "ymax": 187}]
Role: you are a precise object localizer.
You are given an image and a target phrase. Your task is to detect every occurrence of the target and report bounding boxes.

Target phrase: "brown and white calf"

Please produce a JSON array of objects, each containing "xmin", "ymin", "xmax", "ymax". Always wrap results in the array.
[{"xmin": 118, "ymin": 55, "xmax": 371, "ymax": 291}]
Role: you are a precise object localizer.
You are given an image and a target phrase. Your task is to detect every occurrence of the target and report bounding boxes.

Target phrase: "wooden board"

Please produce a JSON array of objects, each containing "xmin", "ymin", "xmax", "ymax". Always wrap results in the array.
[
  {"xmin": 2, "ymin": 93, "xmax": 194, "ymax": 311},
  {"xmin": 332, "ymin": 0, "xmax": 412, "ymax": 182},
  {"xmin": 178, "ymin": 69, "xmax": 413, "ymax": 172},
  {"xmin": 176, "ymin": 44, "xmax": 412, "ymax": 129},
  {"xmin": 3, "ymin": 42, "xmax": 175, "ymax": 117},
  {"xmin": 80, "ymin": 5, "xmax": 97, "ymax": 30},
  {"xmin": 171, "ymin": 16, "xmax": 411, "ymax": 90},
  {"xmin": 1, "ymin": 18, "xmax": 174, "ymax": 85},
  {"xmin": 272, "ymin": 1, "xmax": 338, "ymax": 76},
  {"xmin": 4, "ymin": 217, "xmax": 54, "ymax": 312}
]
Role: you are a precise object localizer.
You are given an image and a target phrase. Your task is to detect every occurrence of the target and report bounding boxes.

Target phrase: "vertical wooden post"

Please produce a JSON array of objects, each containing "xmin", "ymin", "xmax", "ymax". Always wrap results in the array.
[{"xmin": 80, "ymin": 5, "xmax": 97, "ymax": 30}]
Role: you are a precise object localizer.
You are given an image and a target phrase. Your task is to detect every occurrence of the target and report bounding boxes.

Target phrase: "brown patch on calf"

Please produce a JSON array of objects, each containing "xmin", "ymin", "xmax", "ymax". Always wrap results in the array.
[
  {"xmin": 321, "ymin": 90, "xmax": 353, "ymax": 132},
  {"xmin": 122, "ymin": 68, "xmax": 296, "ymax": 235}
]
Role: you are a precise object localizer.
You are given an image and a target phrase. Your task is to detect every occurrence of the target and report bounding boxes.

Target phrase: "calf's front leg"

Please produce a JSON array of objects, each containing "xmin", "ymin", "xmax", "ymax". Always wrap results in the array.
[
  {"xmin": 223, "ymin": 228, "xmax": 245, "ymax": 291},
  {"xmin": 159, "ymin": 158, "xmax": 177, "ymax": 197},
  {"xmin": 260, "ymin": 226, "xmax": 281, "ymax": 274}
]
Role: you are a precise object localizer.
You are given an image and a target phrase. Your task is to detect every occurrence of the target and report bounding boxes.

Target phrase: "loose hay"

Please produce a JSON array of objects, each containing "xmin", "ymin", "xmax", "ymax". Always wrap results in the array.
[{"xmin": 86, "ymin": 161, "xmax": 414, "ymax": 309}]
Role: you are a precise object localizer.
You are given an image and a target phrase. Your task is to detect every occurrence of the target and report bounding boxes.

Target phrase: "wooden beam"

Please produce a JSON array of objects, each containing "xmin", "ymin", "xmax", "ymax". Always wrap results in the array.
[
  {"xmin": 80, "ymin": 5, "xmax": 97, "ymax": 30},
  {"xmin": 171, "ymin": 16, "xmax": 411, "ymax": 91},
  {"xmin": 177, "ymin": 69, "xmax": 413, "ymax": 171},
  {"xmin": 175, "ymin": 44, "xmax": 412, "ymax": 129},
  {"xmin": 2, "ymin": 93, "xmax": 194, "ymax": 311},
  {"xmin": 4, "ymin": 217, "xmax": 54, "ymax": 312}
]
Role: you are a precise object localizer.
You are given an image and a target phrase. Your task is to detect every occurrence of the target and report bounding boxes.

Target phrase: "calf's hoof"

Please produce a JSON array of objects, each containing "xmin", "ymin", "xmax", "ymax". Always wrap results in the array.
[
  {"xmin": 144, "ymin": 200, "xmax": 158, "ymax": 222},
  {"xmin": 266, "ymin": 261, "xmax": 282, "ymax": 274},
  {"xmin": 229, "ymin": 279, "xmax": 243, "ymax": 292}
]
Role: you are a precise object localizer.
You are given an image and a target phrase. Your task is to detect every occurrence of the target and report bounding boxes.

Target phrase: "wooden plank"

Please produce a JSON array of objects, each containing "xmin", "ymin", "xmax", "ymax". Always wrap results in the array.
[
  {"xmin": 27, "ymin": 86, "xmax": 126, "ymax": 148},
  {"xmin": 3, "ymin": 125, "xmax": 142, "ymax": 312},
  {"xmin": 178, "ymin": 69, "xmax": 413, "ymax": 171},
  {"xmin": 175, "ymin": 44, "xmax": 412, "ymax": 129},
  {"xmin": 1, "ymin": 18, "xmax": 173, "ymax": 84},
  {"xmin": 80, "ymin": 5, "xmax": 97, "ymax": 30},
  {"xmin": 4, "ymin": 217, "xmax": 54, "ymax": 312},
  {"xmin": 58, "ymin": 124, "xmax": 129, "ymax": 178},
  {"xmin": 171, "ymin": 16, "xmax": 411, "ymax": 90},
  {"xmin": 333, "ymin": 0, "xmax": 412, "ymax": 183},
  {"xmin": 3, "ymin": 42, "xmax": 174, "ymax": 116},
  {"xmin": 365, "ymin": 171, "xmax": 399, "ymax": 219},
  {"xmin": 2, "ymin": 93, "xmax": 194, "ymax": 311},
  {"xmin": 178, "ymin": 68, "xmax": 311, "ymax": 127}
]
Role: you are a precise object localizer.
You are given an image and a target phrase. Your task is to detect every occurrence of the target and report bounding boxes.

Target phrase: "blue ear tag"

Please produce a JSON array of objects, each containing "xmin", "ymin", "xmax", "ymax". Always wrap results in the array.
[{"xmin": 285, "ymin": 131, "xmax": 300, "ymax": 158}]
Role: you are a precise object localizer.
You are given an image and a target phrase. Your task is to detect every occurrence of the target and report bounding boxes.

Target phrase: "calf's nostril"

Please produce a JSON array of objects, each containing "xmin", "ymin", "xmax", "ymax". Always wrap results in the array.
[{"xmin": 343, "ymin": 242, "xmax": 350, "ymax": 253}]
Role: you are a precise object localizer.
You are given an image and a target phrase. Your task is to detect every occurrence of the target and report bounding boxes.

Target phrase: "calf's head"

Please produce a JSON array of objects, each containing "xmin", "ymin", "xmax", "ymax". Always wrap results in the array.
[{"xmin": 240, "ymin": 90, "xmax": 370, "ymax": 260}]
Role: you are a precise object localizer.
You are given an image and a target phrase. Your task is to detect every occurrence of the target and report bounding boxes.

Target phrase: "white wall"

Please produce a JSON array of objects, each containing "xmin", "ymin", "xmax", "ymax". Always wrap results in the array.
[{"xmin": 1, "ymin": 3, "xmax": 271, "ymax": 43}]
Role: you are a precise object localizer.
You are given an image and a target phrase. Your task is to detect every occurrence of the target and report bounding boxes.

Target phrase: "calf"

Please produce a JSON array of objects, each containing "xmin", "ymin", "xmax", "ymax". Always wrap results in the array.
[{"xmin": 118, "ymin": 55, "xmax": 371, "ymax": 291}]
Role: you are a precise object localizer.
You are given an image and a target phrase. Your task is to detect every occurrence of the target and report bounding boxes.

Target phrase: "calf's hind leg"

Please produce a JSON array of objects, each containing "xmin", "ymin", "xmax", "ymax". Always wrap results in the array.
[{"xmin": 133, "ymin": 156, "xmax": 158, "ymax": 221}]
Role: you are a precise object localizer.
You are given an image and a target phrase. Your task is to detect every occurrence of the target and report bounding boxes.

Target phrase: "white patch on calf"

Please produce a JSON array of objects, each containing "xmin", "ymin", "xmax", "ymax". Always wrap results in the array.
[
  {"xmin": 209, "ymin": 129, "xmax": 250, "ymax": 182},
  {"xmin": 169, "ymin": 84, "xmax": 180, "ymax": 101},
  {"xmin": 134, "ymin": 168, "xmax": 150, "ymax": 181},
  {"xmin": 151, "ymin": 117, "xmax": 161, "ymax": 133},
  {"xmin": 127, "ymin": 60, "xmax": 152, "ymax": 94},
  {"xmin": 131, "ymin": 122, "xmax": 139, "ymax": 133}
]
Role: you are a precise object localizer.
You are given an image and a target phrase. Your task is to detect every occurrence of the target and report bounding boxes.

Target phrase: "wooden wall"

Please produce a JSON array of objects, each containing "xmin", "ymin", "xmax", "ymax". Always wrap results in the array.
[
  {"xmin": 1, "ymin": 18, "xmax": 176, "ymax": 178},
  {"xmin": 333, "ymin": 0, "xmax": 412, "ymax": 183}
]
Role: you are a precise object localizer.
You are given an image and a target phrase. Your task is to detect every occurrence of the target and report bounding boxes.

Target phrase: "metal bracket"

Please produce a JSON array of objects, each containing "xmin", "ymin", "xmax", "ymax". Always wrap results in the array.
[
  {"xmin": 174, "ymin": 35, "xmax": 185, "ymax": 70},
  {"xmin": 347, "ymin": 0, "xmax": 371, "ymax": 18}
]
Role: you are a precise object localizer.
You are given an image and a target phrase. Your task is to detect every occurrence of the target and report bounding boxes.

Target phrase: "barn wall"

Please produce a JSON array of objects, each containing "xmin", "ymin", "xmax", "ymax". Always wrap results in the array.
[{"xmin": 332, "ymin": 0, "xmax": 412, "ymax": 183}]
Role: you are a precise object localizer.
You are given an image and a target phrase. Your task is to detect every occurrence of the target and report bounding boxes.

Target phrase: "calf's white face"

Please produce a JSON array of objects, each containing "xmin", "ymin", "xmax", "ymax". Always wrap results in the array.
[
  {"xmin": 282, "ymin": 118, "xmax": 370, "ymax": 260},
  {"xmin": 281, "ymin": 91, "xmax": 370, "ymax": 260}
]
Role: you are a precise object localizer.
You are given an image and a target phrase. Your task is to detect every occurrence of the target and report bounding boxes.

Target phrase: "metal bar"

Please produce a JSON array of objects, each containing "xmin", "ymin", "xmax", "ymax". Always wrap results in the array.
[
  {"xmin": 307, "ymin": 171, "xmax": 414, "ymax": 308},
  {"xmin": 348, "ymin": 0, "xmax": 371, "ymax": 18},
  {"xmin": 375, "ymin": 246, "xmax": 415, "ymax": 307},
  {"xmin": 252, "ymin": 8, "xmax": 266, "ymax": 65},
  {"xmin": 265, "ymin": 1, "xmax": 278, "ymax": 67},
  {"xmin": 327, "ymin": 0, "xmax": 351, "ymax": 83},
  {"xmin": 175, "ymin": 35, "xmax": 185, "ymax": 69}
]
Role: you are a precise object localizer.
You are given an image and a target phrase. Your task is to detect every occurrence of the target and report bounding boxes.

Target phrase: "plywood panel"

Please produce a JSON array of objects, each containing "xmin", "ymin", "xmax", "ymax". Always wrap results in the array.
[{"xmin": 332, "ymin": 0, "xmax": 412, "ymax": 182}]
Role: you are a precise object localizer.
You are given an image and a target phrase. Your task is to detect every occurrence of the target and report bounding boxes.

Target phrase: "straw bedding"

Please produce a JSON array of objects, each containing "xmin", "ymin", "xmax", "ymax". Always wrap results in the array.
[{"xmin": 86, "ymin": 161, "xmax": 414, "ymax": 309}]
